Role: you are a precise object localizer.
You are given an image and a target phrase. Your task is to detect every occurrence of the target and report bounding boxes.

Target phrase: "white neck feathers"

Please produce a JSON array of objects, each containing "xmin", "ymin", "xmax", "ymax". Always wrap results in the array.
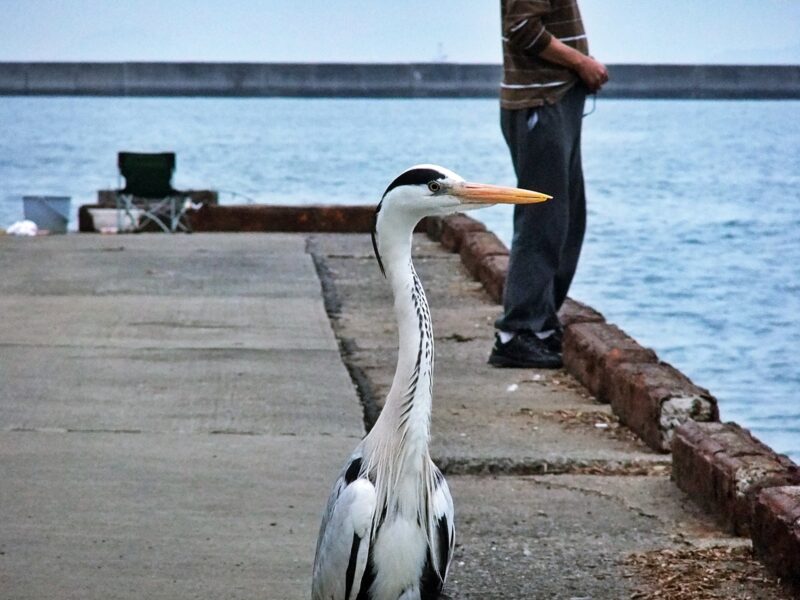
[{"xmin": 368, "ymin": 207, "xmax": 434, "ymax": 458}]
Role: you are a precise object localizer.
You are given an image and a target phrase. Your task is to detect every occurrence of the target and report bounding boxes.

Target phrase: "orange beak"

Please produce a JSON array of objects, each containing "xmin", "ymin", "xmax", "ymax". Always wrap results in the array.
[{"xmin": 452, "ymin": 182, "xmax": 551, "ymax": 204}]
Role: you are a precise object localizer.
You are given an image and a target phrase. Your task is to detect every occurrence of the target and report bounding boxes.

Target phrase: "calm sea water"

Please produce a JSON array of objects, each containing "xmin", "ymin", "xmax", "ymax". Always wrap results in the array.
[{"xmin": 1, "ymin": 97, "xmax": 798, "ymax": 460}]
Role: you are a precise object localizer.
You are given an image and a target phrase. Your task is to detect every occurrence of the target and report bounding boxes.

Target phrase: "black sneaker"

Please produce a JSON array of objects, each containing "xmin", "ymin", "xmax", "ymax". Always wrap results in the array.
[
  {"xmin": 540, "ymin": 327, "xmax": 563, "ymax": 353},
  {"xmin": 488, "ymin": 331, "xmax": 563, "ymax": 369}
]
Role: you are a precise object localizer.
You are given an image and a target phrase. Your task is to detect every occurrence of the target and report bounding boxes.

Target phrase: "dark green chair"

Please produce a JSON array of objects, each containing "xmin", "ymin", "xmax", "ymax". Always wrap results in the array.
[{"xmin": 116, "ymin": 152, "xmax": 190, "ymax": 233}]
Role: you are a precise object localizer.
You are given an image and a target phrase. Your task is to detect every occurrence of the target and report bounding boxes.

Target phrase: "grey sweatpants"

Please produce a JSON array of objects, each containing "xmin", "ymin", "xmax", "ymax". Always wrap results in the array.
[{"xmin": 495, "ymin": 83, "xmax": 587, "ymax": 335}]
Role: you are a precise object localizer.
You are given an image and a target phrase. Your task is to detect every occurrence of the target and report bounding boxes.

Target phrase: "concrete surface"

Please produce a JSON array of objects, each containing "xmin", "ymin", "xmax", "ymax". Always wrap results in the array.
[
  {"xmin": 2, "ymin": 62, "xmax": 799, "ymax": 99},
  {"xmin": 0, "ymin": 433, "xmax": 349, "ymax": 600},
  {"xmin": 0, "ymin": 234, "xmax": 362, "ymax": 599},
  {"xmin": 0, "ymin": 233, "xmax": 792, "ymax": 599}
]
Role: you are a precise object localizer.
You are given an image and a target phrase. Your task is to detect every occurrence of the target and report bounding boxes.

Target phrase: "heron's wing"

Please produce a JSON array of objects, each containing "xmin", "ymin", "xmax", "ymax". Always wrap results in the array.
[
  {"xmin": 312, "ymin": 470, "xmax": 376, "ymax": 600},
  {"xmin": 432, "ymin": 469, "xmax": 455, "ymax": 580},
  {"xmin": 421, "ymin": 466, "xmax": 456, "ymax": 595}
]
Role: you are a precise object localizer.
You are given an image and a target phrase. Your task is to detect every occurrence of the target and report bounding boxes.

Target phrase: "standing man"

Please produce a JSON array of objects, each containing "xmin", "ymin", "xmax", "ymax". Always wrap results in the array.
[{"xmin": 489, "ymin": 0, "xmax": 608, "ymax": 369}]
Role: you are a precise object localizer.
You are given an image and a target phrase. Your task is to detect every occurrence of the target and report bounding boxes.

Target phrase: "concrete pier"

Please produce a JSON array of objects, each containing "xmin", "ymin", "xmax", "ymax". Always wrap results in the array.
[
  {"xmin": 1, "ymin": 62, "xmax": 799, "ymax": 99},
  {"xmin": 0, "ymin": 232, "xmax": 792, "ymax": 599}
]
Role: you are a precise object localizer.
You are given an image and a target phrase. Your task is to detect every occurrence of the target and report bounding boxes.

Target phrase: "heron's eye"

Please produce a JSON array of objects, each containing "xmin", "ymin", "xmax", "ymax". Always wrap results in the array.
[{"xmin": 427, "ymin": 181, "xmax": 441, "ymax": 193}]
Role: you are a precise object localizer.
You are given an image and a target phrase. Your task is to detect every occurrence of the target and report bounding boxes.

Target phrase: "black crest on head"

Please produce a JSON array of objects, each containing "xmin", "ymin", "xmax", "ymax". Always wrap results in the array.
[
  {"xmin": 381, "ymin": 167, "xmax": 447, "ymax": 199},
  {"xmin": 371, "ymin": 167, "xmax": 448, "ymax": 278}
]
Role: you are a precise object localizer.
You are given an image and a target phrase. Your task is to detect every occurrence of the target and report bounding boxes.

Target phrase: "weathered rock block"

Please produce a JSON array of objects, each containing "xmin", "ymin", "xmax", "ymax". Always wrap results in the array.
[
  {"xmin": 752, "ymin": 486, "xmax": 800, "ymax": 586},
  {"xmin": 476, "ymin": 254, "xmax": 509, "ymax": 304},
  {"xmin": 609, "ymin": 361, "xmax": 718, "ymax": 452},
  {"xmin": 439, "ymin": 213, "xmax": 486, "ymax": 252},
  {"xmin": 562, "ymin": 322, "xmax": 657, "ymax": 402},
  {"xmin": 188, "ymin": 204, "xmax": 379, "ymax": 233},
  {"xmin": 459, "ymin": 231, "xmax": 508, "ymax": 279},
  {"xmin": 558, "ymin": 298, "xmax": 605, "ymax": 327},
  {"xmin": 672, "ymin": 421, "xmax": 800, "ymax": 535}
]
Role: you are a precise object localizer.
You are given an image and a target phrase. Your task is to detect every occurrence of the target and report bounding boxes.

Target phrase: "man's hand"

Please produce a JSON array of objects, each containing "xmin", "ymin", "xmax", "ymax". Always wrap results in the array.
[
  {"xmin": 539, "ymin": 37, "xmax": 609, "ymax": 92},
  {"xmin": 575, "ymin": 55, "xmax": 609, "ymax": 92}
]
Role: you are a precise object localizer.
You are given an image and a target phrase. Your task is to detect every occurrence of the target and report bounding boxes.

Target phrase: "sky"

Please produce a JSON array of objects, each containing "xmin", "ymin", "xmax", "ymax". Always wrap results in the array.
[{"xmin": 0, "ymin": 0, "xmax": 798, "ymax": 65}]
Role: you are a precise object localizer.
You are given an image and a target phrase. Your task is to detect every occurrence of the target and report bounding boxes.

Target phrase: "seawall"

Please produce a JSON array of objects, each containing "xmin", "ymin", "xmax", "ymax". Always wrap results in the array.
[{"xmin": 1, "ymin": 62, "xmax": 799, "ymax": 99}]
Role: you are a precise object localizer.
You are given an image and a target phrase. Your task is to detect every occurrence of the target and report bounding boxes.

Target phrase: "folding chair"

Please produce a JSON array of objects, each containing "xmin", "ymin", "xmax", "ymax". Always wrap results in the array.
[{"xmin": 115, "ymin": 152, "xmax": 191, "ymax": 233}]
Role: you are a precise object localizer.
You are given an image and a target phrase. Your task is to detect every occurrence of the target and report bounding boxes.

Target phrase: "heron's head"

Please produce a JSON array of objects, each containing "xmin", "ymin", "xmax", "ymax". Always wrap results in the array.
[
  {"xmin": 372, "ymin": 164, "xmax": 550, "ymax": 275},
  {"xmin": 376, "ymin": 164, "xmax": 550, "ymax": 219}
]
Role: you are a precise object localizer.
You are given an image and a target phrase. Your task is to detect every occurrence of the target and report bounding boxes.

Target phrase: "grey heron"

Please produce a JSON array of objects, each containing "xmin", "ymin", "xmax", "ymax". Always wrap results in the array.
[{"xmin": 312, "ymin": 165, "xmax": 550, "ymax": 600}]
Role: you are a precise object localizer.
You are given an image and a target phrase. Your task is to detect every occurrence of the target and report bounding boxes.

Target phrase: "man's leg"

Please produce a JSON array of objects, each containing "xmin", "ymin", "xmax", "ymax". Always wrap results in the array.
[
  {"xmin": 496, "ymin": 101, "xmax": 573, "ymax": 335},
  {"xmin": 491, "ymin": 87, "xmax": 587, "ymax": 368},
  {"xmin": 553, "ymin": 87, "xmax": 588, "ymax": 311},
  {"xmin": 490, "ymin": 101, "xmax": 572, "ymax": 368}
]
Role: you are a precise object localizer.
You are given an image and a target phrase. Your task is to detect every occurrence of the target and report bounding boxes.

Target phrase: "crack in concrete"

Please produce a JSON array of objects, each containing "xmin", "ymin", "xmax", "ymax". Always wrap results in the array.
[
  {"xmin": 525, "ymin": 477, "xmax": 667, "ymax": 524},
  {"xmin": 307, "ymin": 236, "xmax": 378, "ymax": 433}
]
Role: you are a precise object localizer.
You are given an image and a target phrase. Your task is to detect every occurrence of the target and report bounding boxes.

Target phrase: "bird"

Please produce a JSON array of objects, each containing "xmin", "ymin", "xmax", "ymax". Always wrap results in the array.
[{"xmin": 311, "ymin": 165, "xmax": 550, "ymax": 600}]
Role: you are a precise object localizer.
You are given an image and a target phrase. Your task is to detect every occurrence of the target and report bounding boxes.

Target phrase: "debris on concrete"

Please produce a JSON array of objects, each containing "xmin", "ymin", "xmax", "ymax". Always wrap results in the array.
[{"xmin": 623, "ymin": 545, "xmax": 792, "ymax": 600}]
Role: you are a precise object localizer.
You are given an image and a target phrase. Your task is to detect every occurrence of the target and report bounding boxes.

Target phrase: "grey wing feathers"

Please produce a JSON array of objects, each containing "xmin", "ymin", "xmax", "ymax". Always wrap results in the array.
[{"xmin": 312, "ymin": 461, "xmax": 376, "ymax": 600}]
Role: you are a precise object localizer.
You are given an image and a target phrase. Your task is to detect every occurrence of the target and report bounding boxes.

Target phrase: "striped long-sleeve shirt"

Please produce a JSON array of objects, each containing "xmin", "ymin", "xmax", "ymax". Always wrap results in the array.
[{"xmin": 501, "ymin": 0, "xmax": 589, "ymax": 109}]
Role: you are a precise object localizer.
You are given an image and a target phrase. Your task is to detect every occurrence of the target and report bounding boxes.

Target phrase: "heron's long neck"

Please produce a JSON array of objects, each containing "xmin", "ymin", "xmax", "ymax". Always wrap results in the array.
[{"xmin": 370, "ymin": 223, "xmax": 434, "ymax": 460}]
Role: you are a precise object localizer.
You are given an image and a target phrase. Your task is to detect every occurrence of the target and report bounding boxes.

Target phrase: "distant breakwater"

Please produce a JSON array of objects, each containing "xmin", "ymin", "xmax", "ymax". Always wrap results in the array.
[{"xmin": 1, "ymin": 62, "xmax": 799, "ymax": 99}]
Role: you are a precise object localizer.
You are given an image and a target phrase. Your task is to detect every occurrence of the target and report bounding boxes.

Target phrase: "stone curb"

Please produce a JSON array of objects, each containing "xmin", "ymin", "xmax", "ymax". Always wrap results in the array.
[
  {"xmin": 562, "ymin": 321, "xmax": 659, "ymax": 403},
  {"xmin": 558, "ymin": 297, "xmax": 605, "ymax": 327},
  {"xmin": 459, "ymin": 230, "xmax": 508, "ymax": 280},
  {"xmin": 79, "ymin": 203, "xmax": 433, "ymax": 234},
  {"xmin": 189, "ymin": 204, "xmax": 378, "ymax": 233},
  {"xmin": 438, "ymin": 214, "xmax": 486, "ymax": 252},
  {"xmin": 476, "ymin": 254, "xmax": 508, "ymax": 304},
  {"xmin": 752, "ymin": 486, "xmax": 800, "ymax": 587},
  {"xmin": 672, "ymin": 421, "xmax": 800, "ymax": 536},
  {"xmin": 608, "ymin": 361, "xmax": 718, "ymax": 453}
]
